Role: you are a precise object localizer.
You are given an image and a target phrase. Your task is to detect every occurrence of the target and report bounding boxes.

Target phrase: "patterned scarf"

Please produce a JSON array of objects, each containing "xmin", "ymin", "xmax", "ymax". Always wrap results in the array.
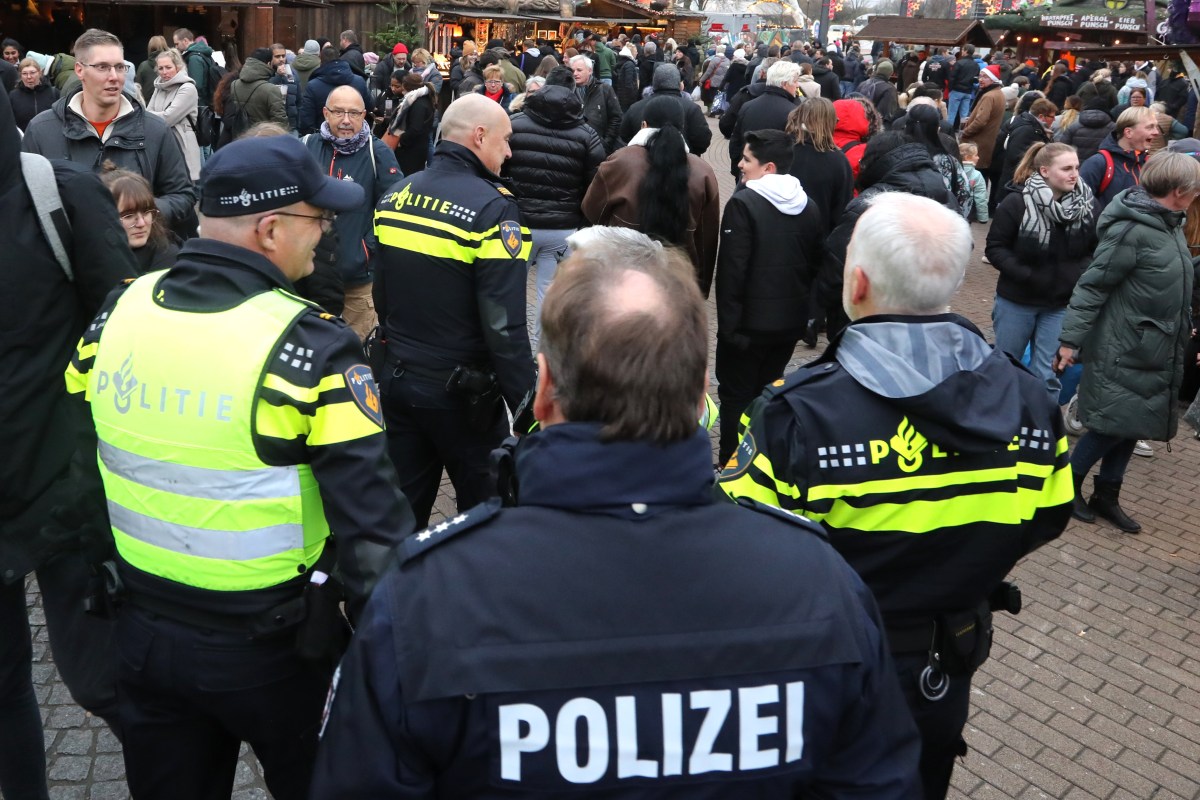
[
  {"xmin": 319, "ymin": 119, "xmax": 371, "ymax": 155},
  {"xmin": 1018, "ymin": 172, "xmax": 1095, "ymax": 250}
]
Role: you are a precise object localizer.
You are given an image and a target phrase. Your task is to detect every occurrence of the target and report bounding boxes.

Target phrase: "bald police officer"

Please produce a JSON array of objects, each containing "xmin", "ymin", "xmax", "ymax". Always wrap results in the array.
[
  {"xmin": 311, "ymin": 227, "xmax": 921, "ymax": 798},
  {"xmin": 66, "ymin": 135, "xmax": 414, "ymax": 800}
]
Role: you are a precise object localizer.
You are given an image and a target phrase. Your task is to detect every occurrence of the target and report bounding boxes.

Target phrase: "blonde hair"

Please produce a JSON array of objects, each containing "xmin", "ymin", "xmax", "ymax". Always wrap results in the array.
[
  {"xmin": 786, "ymin": 97, "xmax": 835, "ymax": 152},
  {"xmin": 1114, "ymin": 105, "xmax": 1155, "ymax": 142},
  {"xmin": 482, "ymin": 64, "xmax": 503, "ymax": 81},
  {"xmin": 959, "ymin": 141, "xmax": 979, "ymax": 160},
  {"xmin": 156, "ymin": 48, "xmax": 185, "ymax": 72},
  {"xmin": 1013, "ymin": 142, "xmax": 1076, "ymax": 185},
  {"xmin": 411, "ymin": 47, "xmax": 432, "ymax": 66}
]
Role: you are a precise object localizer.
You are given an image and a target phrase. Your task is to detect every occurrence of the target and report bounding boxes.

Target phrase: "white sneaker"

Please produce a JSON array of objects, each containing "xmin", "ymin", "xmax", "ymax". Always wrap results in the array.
[
  {"xmin": 981, "ymin": 254, "xmax": 991, "ymax": 264},
  {"xmin": 1062, "ymin": 394, "xmax": 1085, "ymax": 436},
  {"xmin": 1133, "ymin": 440, "xmax": 1154, "ymax": 457}
]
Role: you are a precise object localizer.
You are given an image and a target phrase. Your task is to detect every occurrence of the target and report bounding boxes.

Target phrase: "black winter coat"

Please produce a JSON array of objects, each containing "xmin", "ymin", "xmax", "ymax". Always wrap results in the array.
[
  {"xmin": 619, "ymin": 88, "xmax": 712, "ymax": 154},
  {"xmin": 504, "ymin": 85, "xmax": 607, "ymax": 229},
  {"xmin": 1157, "ymin": 74, "xmax": 1189, "ymax": 118},
  {"xmin": 0, "ymin": 89, "xmax": 137, "ymax": 576},
  {"xmin": 984, "ymin": 188, "xmax": 1098, "ymax": 308},
  {"xmin": 729, "ymin": 86, "xmax": 801, "ymax": 178},
  {"xmin": 718, "ymin": 81, "xmax": 767, "ymax": 141},
  {"xmin": 613, "ymin": 55, "xmax": 640, "ymax": 111},
  {"xmin": 716, "ymin": 183, "xmax": 826, "ymax": 341},
  {"xmin": 995, "ymin": 112, "xmax": 1051, "ymax": 205},
  {"xmin": 579, "ymin": 78, "xmax": 622, "ymax": 153},
  {"xmin": 949, "ymin": 57, "xmax": 979, "ymax": 94},
  {"xmin": 9, "ymin": 81, "xmax": 58, "ymax": 131},
  {"xmin": 1054, "ymin": 109, "xmax": 1114, "ymax": 163},
  {"xmin": 392, "ymin": 92, "xmax": 436, "ymax": 177},
  {"xmin": 300, "ymin": 60, "xmax": 373, "ymax": 134},
  {"xmin": 821, "ymin": 144, "xmax": 956, "ymax": 335},
  {"xmin": 789, "ymin": 141, "xmax": 854, "ymax": 232},
  {"xmin": 812, "ymin": 64, "xmax": 842, "ymax": 100}
]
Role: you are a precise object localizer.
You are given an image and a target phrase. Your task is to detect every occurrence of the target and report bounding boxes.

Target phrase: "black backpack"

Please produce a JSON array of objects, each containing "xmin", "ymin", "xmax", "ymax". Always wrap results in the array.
[{"xmin": 185, "ymin": 50, "xmax": 227, "ymax": 107}]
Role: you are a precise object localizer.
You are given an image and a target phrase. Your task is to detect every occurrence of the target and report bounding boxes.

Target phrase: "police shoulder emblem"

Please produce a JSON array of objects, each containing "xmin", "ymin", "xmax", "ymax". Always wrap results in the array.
[
  {"xmin": 496, "ymin": 185, "xmax": 514, "ymax": 197},
  {"xmin": 344, "ymin": 364, "xmax": 384, "ymax": 428},
  {"xmin": 401, "ymin": 499, "xmax": 503, "ymax": 563},
  {"xmin": 499, "ymin": 220, "xmax": 523, "ymax": 258}
]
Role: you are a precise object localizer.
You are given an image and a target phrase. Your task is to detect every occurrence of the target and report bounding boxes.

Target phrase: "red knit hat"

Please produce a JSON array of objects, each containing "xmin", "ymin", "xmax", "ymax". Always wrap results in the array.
[{"xmin": 392, "ymin": 42, "xmax": 409, "ymax": 55}]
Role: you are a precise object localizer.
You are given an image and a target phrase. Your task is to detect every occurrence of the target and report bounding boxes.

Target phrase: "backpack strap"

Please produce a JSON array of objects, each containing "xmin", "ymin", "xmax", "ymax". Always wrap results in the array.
[
  {"xmin": 1099, "ymin": 149, "xmax": 1115, "ymax": 195},
  {"xmin": 20, "ymin": 153, "xmax": 74, "ymax": 282}
]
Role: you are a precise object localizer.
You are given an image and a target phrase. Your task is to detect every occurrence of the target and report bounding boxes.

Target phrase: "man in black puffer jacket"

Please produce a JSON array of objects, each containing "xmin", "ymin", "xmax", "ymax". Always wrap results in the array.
[{"xmin": 504, "ymin": 67, "xmax": 607, "ymax": 346}]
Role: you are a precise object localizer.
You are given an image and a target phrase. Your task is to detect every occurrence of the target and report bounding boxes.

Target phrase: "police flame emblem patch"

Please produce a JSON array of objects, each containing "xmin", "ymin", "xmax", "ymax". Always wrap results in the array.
[
  {"xmin": 499, "ymin": 220, "xmax": 523, "ymax": 258},
  {"xmin": 344, "ymin": 365, "xmax": 384, "ymax": 428}
]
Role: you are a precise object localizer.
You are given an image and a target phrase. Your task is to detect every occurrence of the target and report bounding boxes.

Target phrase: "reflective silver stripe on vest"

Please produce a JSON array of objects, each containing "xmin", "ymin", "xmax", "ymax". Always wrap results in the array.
[
  {"xmin": 108, "ymin": 502, "xmax": 305, "ymax": 561},
  {"xmin": 99, "ymin": 441, "xmax": 300, "ymax": 501}
]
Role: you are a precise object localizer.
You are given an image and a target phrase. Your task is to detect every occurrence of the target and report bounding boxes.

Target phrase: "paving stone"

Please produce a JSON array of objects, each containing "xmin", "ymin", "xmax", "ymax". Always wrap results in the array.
[
  {"xmin": 46, "ymin": 705, "xmax": 87, "ymax": 729},
  {"xmin": 94, "ymin": 729, "xmax": 122, "ymax": 754},
  {"xmin": 89, "ymin": 783, "xmax": 129, "ymax": 800},
  {"xmin": 56, "ymin": 729, "xmax": 95, "ymax": 756},
  {"xmin": 48, "ymin": 786, "xmax": 86, "ymax": 800},
  {"xmin": 90, "ymin": 755, "xmax": 124, "ymax": 782},
  {"xmin": 48, "ymin": 755, "xmax": 92, "ymax": 781}
]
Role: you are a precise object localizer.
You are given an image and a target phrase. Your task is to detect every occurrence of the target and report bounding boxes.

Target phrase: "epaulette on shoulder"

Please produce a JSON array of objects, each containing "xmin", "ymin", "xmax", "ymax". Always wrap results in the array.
[
  {"xmin": 764, "ymin": 359, "xmax": 840, "ymax": 398},
  {"xmin": 400, "ymin": 499, "xmax": 504, "ymax": 564},
  {"xmin": 734, "ymin": 497, "xmax": 828, "ymax": 541},
  {"xmin": 495, "ymin": 184, "xmax": 515, "ymax": 198},
  {"xmin": 275, "ymin": 289, "xmax": 349, "ymax": 329}
]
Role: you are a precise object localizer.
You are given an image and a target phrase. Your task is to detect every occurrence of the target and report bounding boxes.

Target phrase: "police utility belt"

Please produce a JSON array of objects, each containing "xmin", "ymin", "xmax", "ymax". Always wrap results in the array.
[
  {"xmin": 392, "ymin": 359, "xmax": 501, "ymax": 429},
  {"xmin": 886, "ymin": 581, "xmax": 1021, "ymax": 701}
]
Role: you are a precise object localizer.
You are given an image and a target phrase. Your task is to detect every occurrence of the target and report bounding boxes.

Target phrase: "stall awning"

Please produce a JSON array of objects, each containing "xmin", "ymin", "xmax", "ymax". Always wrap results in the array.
[
  {"xmin": 855, "ymin": 16, "xmax": 996, "ymax": 48},
  {"xmin": 526, "ymin": 14, "xmax": 647, "ymax": 23},
  {"xmin": 430, "ymin": 5, "xmax": 532, "ymax": 19}
]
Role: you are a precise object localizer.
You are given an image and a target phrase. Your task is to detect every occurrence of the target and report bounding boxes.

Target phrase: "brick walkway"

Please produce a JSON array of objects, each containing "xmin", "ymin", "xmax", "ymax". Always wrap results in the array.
[{"xmin": 20, "ymin": 115, "xmax": 1200, "ymax": 799}]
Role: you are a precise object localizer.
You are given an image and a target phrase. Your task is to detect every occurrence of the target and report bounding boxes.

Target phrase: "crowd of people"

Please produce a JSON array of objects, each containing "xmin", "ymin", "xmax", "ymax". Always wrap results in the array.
[{"xmin": 2, "ymin": 19, "xmax": 1200, "ymax": 800}]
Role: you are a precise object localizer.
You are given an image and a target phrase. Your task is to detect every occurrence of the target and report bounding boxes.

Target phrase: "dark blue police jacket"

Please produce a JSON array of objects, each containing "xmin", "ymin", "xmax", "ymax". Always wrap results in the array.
[{"xmin": 311, "ymin": 422, "xmax": 922, "ymax": 798}]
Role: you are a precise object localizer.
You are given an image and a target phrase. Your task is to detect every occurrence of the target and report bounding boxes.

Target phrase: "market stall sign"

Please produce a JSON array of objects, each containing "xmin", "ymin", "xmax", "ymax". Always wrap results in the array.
[{"xmin": 1037, "ymin": 12, "xmax": 1143, "ymax": 31}]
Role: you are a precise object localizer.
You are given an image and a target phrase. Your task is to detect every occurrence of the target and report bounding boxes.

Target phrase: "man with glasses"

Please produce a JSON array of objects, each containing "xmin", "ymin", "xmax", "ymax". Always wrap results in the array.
[
  {"xmin": 23, "ymin": 28, "xmax": 196, "ymax": 238},
  {"xmin": 302, "ymin": 85, "xmax": 402, "ymax": 338},
  {"xmin": 65, "ymin": 134, "xmax": 415, "ymax": 800}
]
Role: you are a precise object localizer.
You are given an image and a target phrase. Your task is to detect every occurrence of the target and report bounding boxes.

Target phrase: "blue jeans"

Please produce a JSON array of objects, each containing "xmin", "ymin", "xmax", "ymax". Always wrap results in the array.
[
  {"xmin": 527, "ymin": 228, "xmax": 573, "ymax": 349},
  {"xmin": 947, "ymin": 90, "xmax": 973, "ymax": 127},
  {"xmin": 1071, "ymin": 432, "xmax": 1137, "ymax": 482},
  {"xmin": 992, "ymin": 295, "xmax": 1065, "ymax": 401},
  {"xmin": 841, "ymin": 80, "xmax": 856, "ymax": 97},
  {"xmin": 600, "ymin": 77, "xmax": 612, "ymax": 86}
]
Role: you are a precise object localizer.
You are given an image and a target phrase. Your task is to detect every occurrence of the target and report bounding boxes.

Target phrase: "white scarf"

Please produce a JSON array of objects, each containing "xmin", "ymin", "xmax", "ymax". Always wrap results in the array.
[{"xmin": 627, "ymin": 126, "xmax": 690, "ymax": 152}]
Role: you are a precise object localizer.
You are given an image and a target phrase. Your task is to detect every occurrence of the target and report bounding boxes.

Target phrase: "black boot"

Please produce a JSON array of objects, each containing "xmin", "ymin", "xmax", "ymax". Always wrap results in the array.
[
  {"xmin": 1088, "ymin": 478, "xmax": 1141, "ymax": 533},
  {"xmin": 1071, "ymin": 471, "xmax": 1095, "ymax": 523}
]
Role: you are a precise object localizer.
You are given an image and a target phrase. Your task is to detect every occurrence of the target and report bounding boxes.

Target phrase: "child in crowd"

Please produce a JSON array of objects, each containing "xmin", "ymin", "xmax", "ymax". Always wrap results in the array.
[{"xmin": 959, "ymin": 141, "xmax": 989, "ymax": 223}]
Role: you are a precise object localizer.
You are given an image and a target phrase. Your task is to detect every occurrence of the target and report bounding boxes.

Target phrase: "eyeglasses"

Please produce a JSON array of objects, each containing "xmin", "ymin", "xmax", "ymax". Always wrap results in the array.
[
  {"xmin": 120, "ymin": 208, "xmax": 159, "ymax": 226},
  {"xmin": 485, "ymin": 79, "xmax": 503, "ymax": 86},
  {"xmin": 81, "ymin": 61, "xmax": 130, "ymax": 75},
  {"xmin": 274, "ymin": 210, "xmax": 337, "ymax": 233},
  {"xmin": 324, "ymin": 108, "xmax": 365, "ymax": 120}
]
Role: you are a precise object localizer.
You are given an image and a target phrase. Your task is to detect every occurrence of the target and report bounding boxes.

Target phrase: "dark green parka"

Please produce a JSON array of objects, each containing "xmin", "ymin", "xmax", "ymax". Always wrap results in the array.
[{"xmin": 1059, "ymin": 187, "xmax": 1195, "ymax": 441}]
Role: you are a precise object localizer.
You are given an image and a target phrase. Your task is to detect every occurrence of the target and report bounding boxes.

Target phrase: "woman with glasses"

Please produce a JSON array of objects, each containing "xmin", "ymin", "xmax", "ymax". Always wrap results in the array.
[
  {"xmin": 101, "ymin": 164, "xmax": 180, "ymax": 273},
  {"xmin": 472, "ymin": 64, "xmax": 514, "ymax": 111},
  {"xmin": 147, "ymin": 48, "xmax": 201, "ymax": 180},
  {"xmin": 409, "ymin": 48, "xmax": 443, "ymax": 94},
  {"xmin": 9, "ymin": 57, "xmax": 58, "ymax": 131}
]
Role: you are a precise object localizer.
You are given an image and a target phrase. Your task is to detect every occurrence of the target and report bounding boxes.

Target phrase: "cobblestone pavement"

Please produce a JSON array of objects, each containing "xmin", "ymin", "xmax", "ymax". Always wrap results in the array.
[{"xmin": 18, "ymin": 113, "xmax": 1200, "ymax": 799}]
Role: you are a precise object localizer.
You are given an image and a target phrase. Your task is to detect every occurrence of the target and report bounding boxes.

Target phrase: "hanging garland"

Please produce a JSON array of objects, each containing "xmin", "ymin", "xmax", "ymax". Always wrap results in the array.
[{"xmin": 829, "ymin": 0, "xmax": 843, "ymax": 20}]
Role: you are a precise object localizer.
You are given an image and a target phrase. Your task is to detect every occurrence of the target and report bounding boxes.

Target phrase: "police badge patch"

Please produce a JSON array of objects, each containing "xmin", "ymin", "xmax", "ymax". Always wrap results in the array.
[
  {"xmin": 499, "ymin": 220, "xmax": 523, "ymax": 258},
  {"xmin": 344, "ymin": 364, "xmax": 384, "ymax": 428}
]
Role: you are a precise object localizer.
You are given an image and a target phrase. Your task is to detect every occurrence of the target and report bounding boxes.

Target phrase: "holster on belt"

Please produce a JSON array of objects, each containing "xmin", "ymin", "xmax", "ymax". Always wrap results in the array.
[
  {"xmin": 293, "ymin": 542, "xmax": 351, "ymax": 668},
  {"xmin": 887, "ymin": 601, "xmax": 994, "ymax": 677}
]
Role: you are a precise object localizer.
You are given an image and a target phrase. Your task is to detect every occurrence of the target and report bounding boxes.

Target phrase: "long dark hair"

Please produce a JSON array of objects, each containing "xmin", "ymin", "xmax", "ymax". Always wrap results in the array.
[
  {"xmin": 638, "ymin": 96, "xmax": 690, "ymax": 246},
  {"xmin": 904, "ymin": 104, "xmax": 952, "ymax": 159}
]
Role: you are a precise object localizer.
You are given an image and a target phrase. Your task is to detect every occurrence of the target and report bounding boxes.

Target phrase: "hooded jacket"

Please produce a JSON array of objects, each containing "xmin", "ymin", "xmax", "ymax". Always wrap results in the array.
[
  {"xmin": 789, "ymin": 139, "xmax": 854, "ymax": 233},
  {"xmin": 1079, "ymin": 131, "xmax": 1146, "ymax": 212},
  {"xmin": 340, "ymin": 42, "xmax": 367, "ymax": 77},
  {"xmin": 148, "ymin": 69, "xmax": 201, "ymax": 180},
  {"xmin": 229, "ymin": 57, "xmax": 288, "ymax": 129},
  {"xmin": 949, "ymin": 55, "xmax": 980, "ymax": 94},
  {"xmin": 135, "ymin": 48, "xmax": 165, "ymax": 104},
  {"xmin": 179, "ymin": 41, "xmax": 215, "ymax": 105},
  {"xmin": 717, "ymin": 80, "xmax": 766, "ymax": 140},
  {"xmin": 1059, "ymin": 188, "xmax": 1194, "ymax": 441},
  {"xmin": 291, "ymin": 51, "xmax": 321, "ymax": 92},
  {"xmin": 504, "ymin": 85, "xmax": 607, "ymax": 229},
  {"xmin": 0, "ymin": 88, "xmax": 137, "ymax": 577},
  {"xmin": 22, "ymin": 88, "xmax": 197, "ymax": 233},
  {"xmin": 1054, "ymin": 109, "xmax": 1115, "ymax": 163},
  {"xmin": 9, "ymin": 80, "xmax": 58, "ymax": 131},
  {"xmin": 821, "ymin": 144, "xmax": 956, "ymax": 335},
  {"xmin": 300, "ymin": 59, "xmax": 373, "ymax": 134},
  {"xmin": 812, "ymin": 63, "xmax": 842, "ymax": 100},
  {"xmin": 832, "ymin": 98, "xmax": 870, "ymax": 179},
  {"xmin": 1076, "ymin": 78, "xmax": 1118, "ymax": 111},
  {"xmin": 716, "ymin": 176, "xmax": 825, "ymax": 342},
  {"xmin": 994, "ymin": 111, "xmax": 1051, "ymax": 205},
  {"xmin": 613, "ymin": 53, "xmax": 640, "ymax": 111},
  {"xmin": 719, "ymin": 312, "xmax": 1071, "ymax": 633}
]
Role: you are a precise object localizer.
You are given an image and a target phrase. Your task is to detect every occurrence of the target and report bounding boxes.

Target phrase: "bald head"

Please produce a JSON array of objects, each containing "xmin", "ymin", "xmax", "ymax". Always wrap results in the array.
[
  {"xmin": 440, "ymin": 94, "xmax": 513, "ymax": 173},
  {"xmin": 322, "ymin": 85, "xmax": 367, "ymax": 138}
]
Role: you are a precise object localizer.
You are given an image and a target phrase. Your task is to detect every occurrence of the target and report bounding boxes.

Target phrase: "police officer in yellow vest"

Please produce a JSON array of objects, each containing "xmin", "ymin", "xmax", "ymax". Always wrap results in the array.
[{"xmin": 65, "ymin": 134, "xmax": 415, "ymax": 800}]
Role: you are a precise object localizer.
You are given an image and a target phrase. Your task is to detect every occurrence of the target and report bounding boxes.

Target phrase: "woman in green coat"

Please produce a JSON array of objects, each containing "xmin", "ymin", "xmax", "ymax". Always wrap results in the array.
[{"xmin": 1055, "ymin": 151, "xmax": 1200, "ymax": 533}]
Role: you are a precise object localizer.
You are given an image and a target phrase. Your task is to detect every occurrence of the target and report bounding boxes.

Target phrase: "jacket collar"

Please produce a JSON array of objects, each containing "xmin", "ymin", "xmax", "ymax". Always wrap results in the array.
[
  {"xmin": 62, "ymin": 89, "xmax": 141, "ymax": 142},
  {"xmin": 428, "ymin": 140, "xmax": 504, "ymax": 182},
  {"xmin": 515, "ymin": 423, "xmax": 715, "ymax": 518}
]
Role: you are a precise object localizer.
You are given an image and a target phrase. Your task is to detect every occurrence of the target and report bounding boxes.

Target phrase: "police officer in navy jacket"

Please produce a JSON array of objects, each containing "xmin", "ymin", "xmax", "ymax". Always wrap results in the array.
[{"xmin": 311, "ymin": 227, "xmax": 922, "ymax": 799}]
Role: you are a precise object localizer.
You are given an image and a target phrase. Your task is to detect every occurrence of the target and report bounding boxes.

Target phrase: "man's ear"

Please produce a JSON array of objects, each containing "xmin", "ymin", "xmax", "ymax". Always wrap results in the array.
[{"xmin": 533, "ymin": 352, "xmax": 563, "ymax": 426}]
